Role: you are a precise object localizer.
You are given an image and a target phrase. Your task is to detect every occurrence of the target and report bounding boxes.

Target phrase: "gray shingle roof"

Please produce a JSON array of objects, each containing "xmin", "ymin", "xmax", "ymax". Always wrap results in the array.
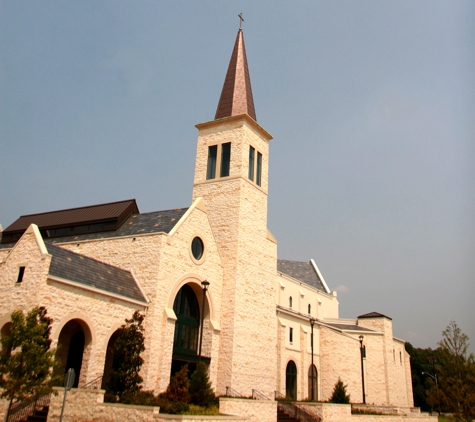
[
  {"xmin": 47, "ymin": 244, "xmax": 147, "ymax": 304},
  {"xmin": 0, "ymin": 208, "xmax": 188, "ymax": 248},
  {"xmin": 358, "ymin": 312, "xmax": 392, "ymax": 320},
  {"xmin": 277, "ymin": 259, "xmax": 326, "ymax": 292},
  {"xmin": 323, "ymin": 323, "xmax": 375, "ymax": 332}
]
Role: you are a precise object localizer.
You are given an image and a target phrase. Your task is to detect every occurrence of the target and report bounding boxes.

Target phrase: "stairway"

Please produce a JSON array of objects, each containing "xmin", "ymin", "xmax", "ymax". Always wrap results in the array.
[
  {"xmin": 278, "ymin": 407, "xmax": 300, "ymax": 422},
  {"xmin": 20, "ymin": 405, "xmax": 49, "ymax": 422}
]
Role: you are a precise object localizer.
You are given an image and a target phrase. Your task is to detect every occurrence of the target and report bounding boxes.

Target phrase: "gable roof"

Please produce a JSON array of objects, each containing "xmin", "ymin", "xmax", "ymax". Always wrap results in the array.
[
  {"xmin": 215, "ymin": 28, "xmax": 256, "ymax": 121},
  {"xmin": 358, "ymin": 312, "xmax": 392, "ymax": 320},
  {"xmin": 277, "ymin": 259, "xmax": 327, "ymax": 292},
  {"xmin": 0, "ymin": 207, "xmax": 189, "ymax": 248},
  {"xmin": 47, "ymin": 244, "xmax": 147, "ymax": 304}
]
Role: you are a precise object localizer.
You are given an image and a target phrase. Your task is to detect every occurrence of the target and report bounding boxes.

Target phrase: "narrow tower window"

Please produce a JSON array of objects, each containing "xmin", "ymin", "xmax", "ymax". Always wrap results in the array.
[
  {"xmin": 16, "ymin": 266, "xmax": 25, "ymax": 283},
  {"xmin": 289, "ymin": 296, "xmax": 293, "ymax": 309},
  {"xmin": 256, "ymin": 152, "xmax": 262, "ymax": 186},
  {"xmin": 248, "ymin": 146, "xmax": 255, "ymax": 181},
  {"xmin": 220, "ymin": 142, "xmax": 231, "ymax": 177},
  {"xmin": 289, "ymin": 327, "xmax": 293, "ymax": 343},
  {"xmin": 308, "ymin": 304, "xmax": 311, "ymax": 314},
  {"xmin": 206, "ymin": 145, "xmax": 217, "ymax": 180}
]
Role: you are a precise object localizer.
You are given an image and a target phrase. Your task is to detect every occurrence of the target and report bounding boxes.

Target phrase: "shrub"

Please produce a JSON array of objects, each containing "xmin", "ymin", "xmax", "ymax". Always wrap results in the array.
[
  {"xmin": 165, "ymin": 364, "xmax": 189, "ymax": 404},
  {"xmin": 329, "ymin": 378, "xmax": 350, "ymax": 404},
  {"xmin": 189, "ymin": 362, "xmax": 216, "ymax": 407}
]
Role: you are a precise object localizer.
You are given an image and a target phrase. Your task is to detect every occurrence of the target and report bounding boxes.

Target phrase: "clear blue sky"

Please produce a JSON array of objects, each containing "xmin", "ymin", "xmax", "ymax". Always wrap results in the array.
[{"xmin": 1, "ymin": 1, "xmax": 474, "ymax": 352}]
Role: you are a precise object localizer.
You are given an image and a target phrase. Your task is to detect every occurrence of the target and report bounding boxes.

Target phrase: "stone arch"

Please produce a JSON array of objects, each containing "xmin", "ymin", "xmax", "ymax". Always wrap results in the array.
[
  {"xmin": 55, "ymin": 317, "xmax": 93, "ymax": 388},
  {"xmin": 286, "ymin": 360, "xmax": 297, "ymax": 400},
  {"xmin": 101, "ymin": 329, "xmax": 121, "ymax": 390}
]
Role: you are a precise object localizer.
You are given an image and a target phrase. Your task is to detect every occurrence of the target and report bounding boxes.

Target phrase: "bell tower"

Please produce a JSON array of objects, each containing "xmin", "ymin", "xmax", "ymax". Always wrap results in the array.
[{"xmin": 192, "ymin": 26, "xmax": 277, "ymax": 396}]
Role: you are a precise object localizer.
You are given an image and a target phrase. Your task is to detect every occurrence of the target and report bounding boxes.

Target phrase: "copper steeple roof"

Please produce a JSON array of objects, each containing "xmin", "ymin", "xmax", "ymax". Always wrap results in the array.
[{"xmin": 215, "ymin": 28, "xmax": 256, "ymax": 121}]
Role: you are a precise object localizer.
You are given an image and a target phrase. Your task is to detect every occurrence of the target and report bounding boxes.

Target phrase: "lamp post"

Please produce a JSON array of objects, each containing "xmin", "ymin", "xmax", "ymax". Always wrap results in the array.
[
  {"xmin": 359, "ymin": 335, "xmax": 366, "ymax": 404},
  {"xmin": 309, "ymin": 318, "xmax": 316, "ymax": 401},
  {"xmin": 198, "ymin": 280, "xmax": 210, "ymax": 361},
  {"xmin": 422, "ymin": 366, "xmax": 440, "ymax": 416}
]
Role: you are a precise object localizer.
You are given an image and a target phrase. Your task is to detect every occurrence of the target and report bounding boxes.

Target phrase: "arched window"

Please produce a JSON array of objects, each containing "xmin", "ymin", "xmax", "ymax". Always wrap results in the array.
[
  {"xmin": 286, "ymin": 360, "xmax": 297, "ymax": 400},
  {"xmin": 173, "ymin": 284, "xmax": 200, "ymax": 358},
  {"xmin": 308, "ymin": 304, "xmax": 311, "ymax": 314},
  {"xmin": 289, "ymin": 296, "xmax": 293, "ymax": 309},
  {"xmin": 308, "ymin": 364, "xmax": 318, "ymax": 401}
]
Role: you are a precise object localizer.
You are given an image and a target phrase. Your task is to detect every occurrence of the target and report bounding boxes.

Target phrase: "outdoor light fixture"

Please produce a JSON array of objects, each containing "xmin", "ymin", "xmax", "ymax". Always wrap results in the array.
[
  {"xmin": 359, "ymin": 335, "xmax": 366, "ymax": 404},
  {"xmin": 198, "ymin": 280, "xmax": 210, "ymax": 361}
]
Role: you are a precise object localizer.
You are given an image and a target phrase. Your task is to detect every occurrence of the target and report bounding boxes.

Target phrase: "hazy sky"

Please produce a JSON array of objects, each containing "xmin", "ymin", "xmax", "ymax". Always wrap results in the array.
[{"xmin": 1, "ymin": 1, "xmax": 474, "ymax": 352}]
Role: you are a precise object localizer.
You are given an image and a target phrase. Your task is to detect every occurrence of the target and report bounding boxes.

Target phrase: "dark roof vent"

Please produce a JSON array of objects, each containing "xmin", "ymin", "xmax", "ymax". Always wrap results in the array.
[{"xmin": 2, "ymin": 199, "xmax": 139, "ymax": 244}]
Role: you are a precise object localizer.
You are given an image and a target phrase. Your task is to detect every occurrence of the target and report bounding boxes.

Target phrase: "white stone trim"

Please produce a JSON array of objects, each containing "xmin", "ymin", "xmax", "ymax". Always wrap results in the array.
[
  {"xmin": 47, "ymin": 275, "xmax": 149, "ymax": 307},
  {"xmin": 164, "ymin": 307, "xmax": 177, "ymax": 321},
  {"xmin": 310, "ymin": 259, "xmax": 331, "ymax": 294}
]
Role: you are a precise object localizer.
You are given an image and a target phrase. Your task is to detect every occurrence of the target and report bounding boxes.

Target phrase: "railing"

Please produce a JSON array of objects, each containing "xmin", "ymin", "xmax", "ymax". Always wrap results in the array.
[
  {"xmin": 277, "ymin": 401, "xmax": 321, "ymax": 422},
  {"xmin": 252, "ymin": 389, "xmax": 270, "ymax": 400},
  {"xmin": 6, "ymin": 393, "xmax": 51, "ymax": 422},
  {"xmin": 225, "ymin": 386, "xmax": 244, "ymax": 398},
  {"xmin": 83, "ymin": 375, "xmax": 103, "ymax": 389},
  {"xmin": 274, "ymin": 390, "xmax": 286, "ymax": 400}
]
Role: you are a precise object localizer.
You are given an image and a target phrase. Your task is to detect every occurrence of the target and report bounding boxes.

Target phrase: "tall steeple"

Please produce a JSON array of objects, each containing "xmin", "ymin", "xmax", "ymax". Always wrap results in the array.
[{"xmin": 215, "ymin": 28, "xmax": 256, "ymax": 121}]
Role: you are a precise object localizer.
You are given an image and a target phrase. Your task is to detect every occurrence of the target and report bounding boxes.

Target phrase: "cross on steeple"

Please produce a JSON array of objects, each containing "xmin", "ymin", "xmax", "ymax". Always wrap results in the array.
[{"xmin": 238, "ymin": 13, "xmax": 244, "ymax": 29}]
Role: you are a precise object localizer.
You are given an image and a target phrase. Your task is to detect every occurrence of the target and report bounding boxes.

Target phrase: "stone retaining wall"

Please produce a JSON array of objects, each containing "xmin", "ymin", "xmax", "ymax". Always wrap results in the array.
[
  {"xmin": 219, "ymin": 397, "xmax": 277, "ymax": 422},
  {"xmin": 155, "ymin": 415, "xmax": 247, "ymax": 422},
  {"xmin": 297, "ymin": 403, "xmax": 437, "ymax": 422},
  {"xmin": 47, "ymin": 388, "xmax": 159, "ymax": 422}
]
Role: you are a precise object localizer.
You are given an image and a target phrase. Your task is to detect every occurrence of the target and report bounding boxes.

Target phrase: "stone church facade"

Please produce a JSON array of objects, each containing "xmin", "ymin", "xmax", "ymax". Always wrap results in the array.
[{"xmin": 0, "ymin": 28, "xmax": 413, "ymax": 407}]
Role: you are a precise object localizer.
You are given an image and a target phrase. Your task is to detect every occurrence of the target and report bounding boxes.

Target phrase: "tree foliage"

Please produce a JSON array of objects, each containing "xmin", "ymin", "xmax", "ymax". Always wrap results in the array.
[
  {"xmin": 106, "ymin": 311, "xmax": 145, "ymax": 400},
  {"xmin": 0, "ymin": 307, "xmax": 60, "ymax": 407},
  {"xmin": 166, "ymin": 364, "xmax": 189, "ymax": 404},
  {"xmin": 427, "ymin": 321, "xmax": 475, "ymax": 422},
  {"xmin": 329, "ymin": 377, "xmax": 350, "ymax": 404},
  {"xmin": 189, "ymin": 362, "xmax": 216, "ymax": 407}
]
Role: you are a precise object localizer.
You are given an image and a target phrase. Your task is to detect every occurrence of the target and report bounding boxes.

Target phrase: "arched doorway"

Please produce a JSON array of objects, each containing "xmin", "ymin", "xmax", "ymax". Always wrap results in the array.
[
  {"xmin": 171, "ymin": 284, "xmax": 204, "ymax": 376},
  {"xmin": 57, "ymin": 319, "xmax": 90, "ymax": 387},
  {"xmin": 101, "ymin": 330, "xmax": 120, "ymax": 389},
  {"xmin": 286, "ymin": 360, "xmax": 297, "ymax": 400},
  {"xmin": 308, "ymin": 364, "xmax": 318, "ymax": 401}
]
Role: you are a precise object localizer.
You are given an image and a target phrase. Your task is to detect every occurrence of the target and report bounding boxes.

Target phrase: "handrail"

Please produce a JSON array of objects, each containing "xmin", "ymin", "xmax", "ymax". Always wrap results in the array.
[
  {"xmin": 83, "ymin": 375, "xmax": 103, "ymax": 389},
  {"xmin": 252, "ymin": 389, "xmax": 270, "ymax": 400},
  {"xmin": 277, "ymin": 401, "xmax": 321, "ymax": 422},
  {"xmin": 274, "ymin": 390, "xmax": 286, "ymax": 400},
  {"xmin": 7, "ymin": 393, "xmax": 51, "ymax": 422},
  {"xmin": 225, "ymin": 386, "xmax": 244, "ymax": 398}
]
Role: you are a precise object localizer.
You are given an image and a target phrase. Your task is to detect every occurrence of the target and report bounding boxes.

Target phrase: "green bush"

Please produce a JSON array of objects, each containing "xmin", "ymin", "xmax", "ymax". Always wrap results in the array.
[
  {"xmin": 165, "ymin": 365, "xmax": 189, "ymax": 404},
  {"xmin": 189, "ymin": 362, "xmax": 216, "ymax": 407},
  {"xmin": 329, "ymin": 378, "xmax": 350, "ymax": 404}
]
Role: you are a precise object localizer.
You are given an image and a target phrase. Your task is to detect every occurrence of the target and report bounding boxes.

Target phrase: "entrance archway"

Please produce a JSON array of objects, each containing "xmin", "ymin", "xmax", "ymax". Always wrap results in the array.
[
  {"xmin": 308, "ymin": 364, "xmax": 318, "ymax": 401},
  {"xmin": 57, "ymin": 319, "xmax": 91, "ymax": 387},
  {"xmin": 171, "ymin": 284, "xmax": 206, "ymax": 376},
  {"xmin": 101, "ymin": 330, "xmax": 120, "ymax": 389},
  {"xmin": 286, "ymin": 360, "xmax": 297, "ymax": 400}
]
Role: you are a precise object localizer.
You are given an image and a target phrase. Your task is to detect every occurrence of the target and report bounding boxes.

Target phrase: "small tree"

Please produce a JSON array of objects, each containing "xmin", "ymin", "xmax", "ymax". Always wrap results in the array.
[
  {"xmin": 166, "ymin": 364, "xmax": 189, "ymax": 404},
  {"xmin": 0, "ymin": 307, "xmax": 60, "ymax": 415},
  {"xmin": 329, "ymin": 377, "xmax": 350, "ymax": 404},
  {"xmin": 189, "ymin": 362, "xmax": 215, "ymax": 407},
  {"xmin": 106, "ymin": 311, "xmax": 145, "ymax": 400},
  {"xmin": 427, "ymin": 321, "xmax": 475, "ymax": 422}
]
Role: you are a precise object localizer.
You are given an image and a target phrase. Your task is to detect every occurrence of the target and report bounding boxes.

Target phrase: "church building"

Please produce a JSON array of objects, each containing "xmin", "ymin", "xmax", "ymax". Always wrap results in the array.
[{"xmin": 0, "ymin": 27, "xmax": 413, "ymax": 407}]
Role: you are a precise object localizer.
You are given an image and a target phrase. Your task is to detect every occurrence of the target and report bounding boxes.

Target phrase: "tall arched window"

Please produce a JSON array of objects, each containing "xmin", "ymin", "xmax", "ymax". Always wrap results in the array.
[
  {"xmin": 308, "ymin": 364, "xmax": 318, "ymax": 401},
  {"xmin": 173, "ymin": 284, "xmax": 200, "ymax": 358},
  {"xmin": 289, "ymin": 296, "xmax": 293, "ymax": 309},
  {"xmin": 286, "ymin": 360, "xmax": 297, "ymax": 400}
]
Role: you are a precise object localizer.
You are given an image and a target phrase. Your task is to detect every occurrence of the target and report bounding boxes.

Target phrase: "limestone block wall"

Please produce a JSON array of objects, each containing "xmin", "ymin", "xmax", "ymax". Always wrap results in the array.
[
  {"xmin": 48, "ymin": 388, "xmax": 158, "ymax": 422},
  {"xmin": 58, "ymin": 201, "xmax": 224, "ymax": 393},
  {"xmin": 219, "ymin": 398, "xmax": 277, "ymax": 422},
  {"xmin": 320, "ymin": 327, "xmax": 362, "ymax": 403}
]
